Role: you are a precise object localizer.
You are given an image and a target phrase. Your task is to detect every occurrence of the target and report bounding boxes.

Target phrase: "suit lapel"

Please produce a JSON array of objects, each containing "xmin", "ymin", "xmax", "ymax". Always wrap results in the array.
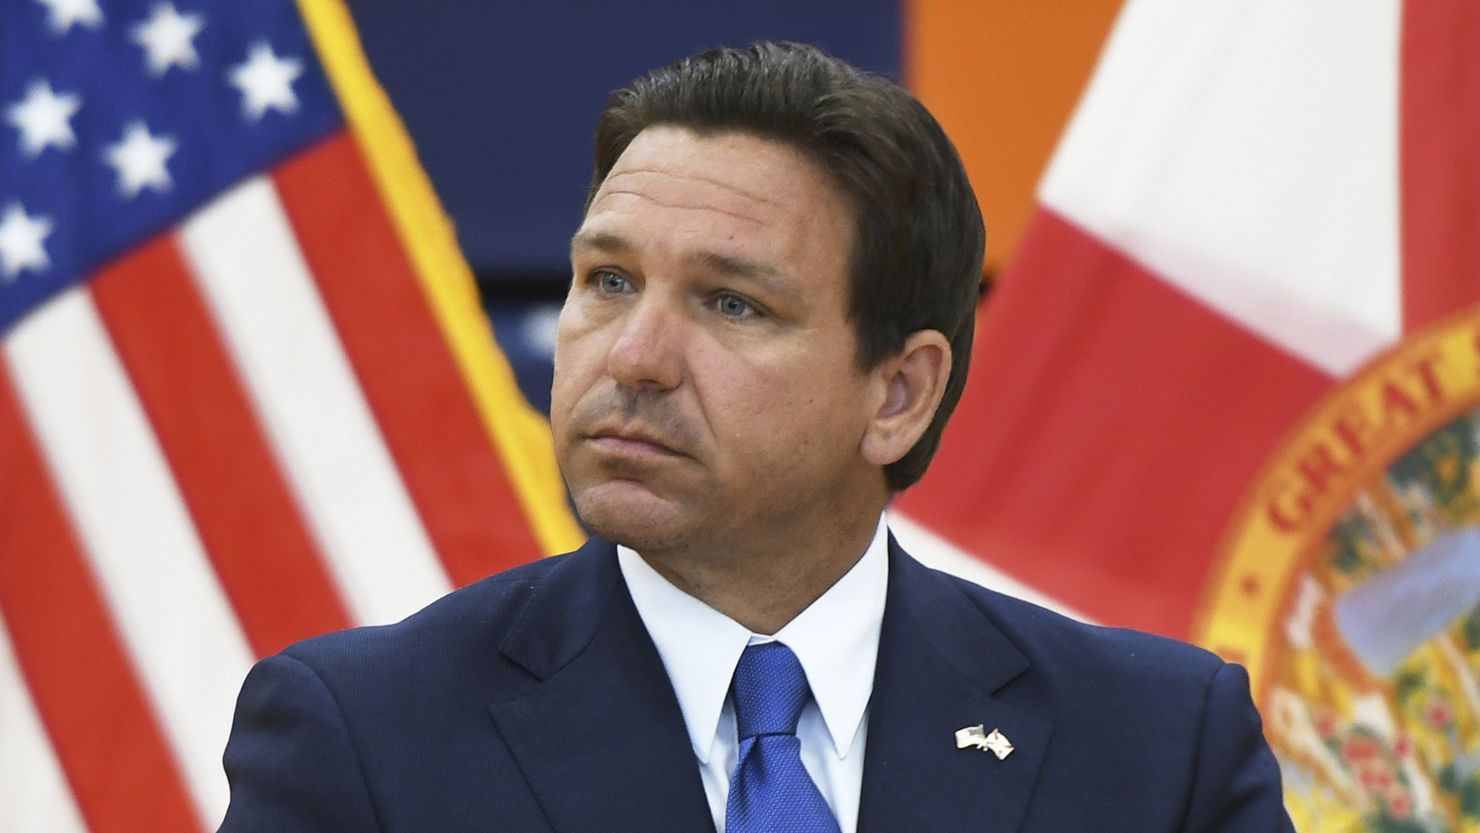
[
  {"xmin": 858, "ymin": 539, "xmax": 1052, "ymax": 833},
  {"xmin": 487, "ymin": 540, "xmax": 715, "ymax": 833}
]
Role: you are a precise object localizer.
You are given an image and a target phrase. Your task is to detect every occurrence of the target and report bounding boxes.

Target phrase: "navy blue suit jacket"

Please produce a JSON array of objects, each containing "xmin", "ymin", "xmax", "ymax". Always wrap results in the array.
[{"xmin": 217, "ymin": 536, "xmax": 1293, "ymax": 832}]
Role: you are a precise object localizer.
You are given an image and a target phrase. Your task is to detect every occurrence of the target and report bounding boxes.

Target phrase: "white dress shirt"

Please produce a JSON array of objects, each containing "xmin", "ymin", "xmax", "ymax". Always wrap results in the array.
[{"xmin": 616, "ymin": 515, "xmax": 889, "ymax": 833}]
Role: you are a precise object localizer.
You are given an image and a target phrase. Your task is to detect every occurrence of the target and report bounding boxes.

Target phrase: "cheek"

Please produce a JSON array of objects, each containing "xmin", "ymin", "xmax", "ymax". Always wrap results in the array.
[
  {"xmin": 550, "ymin": 319, "xmax": 601, "ymax": 433},
  {"xmin": 694, "ymin": 345, "xmax": 771, "ymax": 410},
  {"xmin": 783, "ymin": 357, "xmax": 875, "ymax": 440},
  {"xmin": 548, "ymin": 376, "xmax": 574, "ymax": 440},
  {"xmin": 704, "ymin": 353, "xmax": 854, "ymax": 450}
]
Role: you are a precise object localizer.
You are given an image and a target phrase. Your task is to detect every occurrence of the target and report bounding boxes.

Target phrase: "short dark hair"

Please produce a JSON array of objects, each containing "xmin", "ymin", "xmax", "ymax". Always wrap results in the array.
[{"xmin": 588, "ymin": 41, "xmax": 984, "ymax": 491}]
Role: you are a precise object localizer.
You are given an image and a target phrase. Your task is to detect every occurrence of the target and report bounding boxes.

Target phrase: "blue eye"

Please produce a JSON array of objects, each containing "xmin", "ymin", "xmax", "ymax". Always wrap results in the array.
[
  {"xmin": 715, "ymin": 292, "xmax": 757, "ymax": 319},
  {"xmin": 593, "ymin": 270, "xmax": 632, "ymax": 294}
]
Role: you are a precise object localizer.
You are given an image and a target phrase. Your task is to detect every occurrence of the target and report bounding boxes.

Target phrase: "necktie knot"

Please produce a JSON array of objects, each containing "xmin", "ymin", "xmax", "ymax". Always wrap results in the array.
[{"xmin": 732, "ymin": 642, "xmax": 810, "ymax": 739}]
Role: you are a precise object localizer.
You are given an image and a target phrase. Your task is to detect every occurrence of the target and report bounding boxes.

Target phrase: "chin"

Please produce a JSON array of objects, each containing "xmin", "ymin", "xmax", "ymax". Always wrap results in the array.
[{"xmin": 572, "ymin": 480, "xmax": 696, "ymax": 554}]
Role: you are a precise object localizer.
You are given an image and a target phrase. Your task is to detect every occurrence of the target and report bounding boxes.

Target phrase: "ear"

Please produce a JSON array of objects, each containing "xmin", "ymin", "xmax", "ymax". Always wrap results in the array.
[{"xmin": 860, "ymin": 329, "xmax": 952, "ymax": 468}]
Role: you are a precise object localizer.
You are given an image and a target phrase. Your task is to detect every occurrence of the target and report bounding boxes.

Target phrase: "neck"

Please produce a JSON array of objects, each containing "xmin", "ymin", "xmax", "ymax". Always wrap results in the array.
[{"xmin": 639, "ymin": 509, "xmax": 883, "ymax": 635}]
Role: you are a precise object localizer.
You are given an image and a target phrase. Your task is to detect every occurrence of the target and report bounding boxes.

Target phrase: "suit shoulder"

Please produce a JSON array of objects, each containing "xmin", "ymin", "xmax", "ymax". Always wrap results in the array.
[
  {"xmin": 279, "ymin": 552, "xmax": 571, "ymax": 682},
  {"xmin": 910, "ymin": 570, "xmax": 1288, "ymax": 830},
  {"xmin": 938, "ymin": 568, "xmax": 1226, "ymax": 685}
]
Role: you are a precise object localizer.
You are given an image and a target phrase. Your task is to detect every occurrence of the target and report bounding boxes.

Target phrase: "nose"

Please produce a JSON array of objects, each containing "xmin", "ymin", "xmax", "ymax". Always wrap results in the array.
[{"xmin": 607, "ymin": 294, "xmax": 684, "ymax": 391}]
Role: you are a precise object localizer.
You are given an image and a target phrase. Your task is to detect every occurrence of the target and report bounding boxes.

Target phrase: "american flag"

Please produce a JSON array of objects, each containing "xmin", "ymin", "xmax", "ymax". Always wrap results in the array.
[{"xmin": 0, "ymin": 1, "xmax": 580, "ymax": 830}]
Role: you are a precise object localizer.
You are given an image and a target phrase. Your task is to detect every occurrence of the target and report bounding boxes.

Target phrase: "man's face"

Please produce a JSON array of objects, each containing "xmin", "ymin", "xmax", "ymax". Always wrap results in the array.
[{"xmin": 552, "ymin": 126, "xmax": 887, "ymax": 556}]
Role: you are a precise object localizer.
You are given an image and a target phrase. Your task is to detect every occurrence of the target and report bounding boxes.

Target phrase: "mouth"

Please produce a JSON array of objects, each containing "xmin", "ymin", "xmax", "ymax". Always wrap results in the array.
[{"xmin": 585, "ymin": 428, "xmax": 686, "ymax": 460}]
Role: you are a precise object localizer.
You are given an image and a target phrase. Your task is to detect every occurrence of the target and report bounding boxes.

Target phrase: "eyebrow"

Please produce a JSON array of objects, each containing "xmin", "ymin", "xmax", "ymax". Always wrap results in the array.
[
  {"xmin": 569, "ymin": 228, "xmax": 631, "ymax": 258},
  {"xmin": 692, "ymin": 251, "xmax": 802, "ymax": 303}
]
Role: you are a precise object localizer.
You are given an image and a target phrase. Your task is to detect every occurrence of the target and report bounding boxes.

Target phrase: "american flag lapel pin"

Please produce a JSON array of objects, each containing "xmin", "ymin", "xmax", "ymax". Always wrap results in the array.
[{"xmin": 955, "ymin": 724, "xmax": 1014, "ymax": 760}]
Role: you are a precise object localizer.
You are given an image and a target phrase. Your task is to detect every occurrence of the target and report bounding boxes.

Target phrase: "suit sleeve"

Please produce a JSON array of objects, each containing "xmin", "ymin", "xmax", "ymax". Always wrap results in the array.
[
  {"xmin": 1180, "ymin": 662, "xmax": 1294, "ymax": 833},
  {"xmin": 216, "ymin": 653, "xmax": 382, "ymax": 833}
]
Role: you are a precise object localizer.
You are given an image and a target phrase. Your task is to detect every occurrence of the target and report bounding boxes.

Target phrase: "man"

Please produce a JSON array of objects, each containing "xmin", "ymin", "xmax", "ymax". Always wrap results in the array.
[{"xmin": 218, "ymin": 42, "xmax": 1294, "ymax": 832}]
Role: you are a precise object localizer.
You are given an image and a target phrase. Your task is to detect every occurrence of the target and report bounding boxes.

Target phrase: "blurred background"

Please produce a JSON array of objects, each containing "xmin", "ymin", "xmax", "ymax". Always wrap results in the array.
[{"xmin": 5, "ymin": 1, "xmax": 1479, "ymax": 831}]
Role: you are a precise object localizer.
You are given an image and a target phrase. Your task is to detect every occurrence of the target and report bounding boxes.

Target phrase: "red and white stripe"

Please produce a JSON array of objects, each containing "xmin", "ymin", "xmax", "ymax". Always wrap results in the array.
[
  {"xmin": 899, "ymin": 0, "xmax": 1480, "ymax": 636},
  {"xmin": 0, "ymin": 614, "xmax": 88, "ymax": 833},
  {"xmin": 179, "ymin": 176, "xmax": 452, "ymax": 624},
  {"xmin": 0, "ymin": 133, "xmax": 550, "ymax": 832}
]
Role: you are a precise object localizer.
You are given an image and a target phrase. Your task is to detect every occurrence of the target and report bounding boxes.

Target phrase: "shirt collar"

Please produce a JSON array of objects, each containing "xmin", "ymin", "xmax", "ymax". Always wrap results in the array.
[{"xmin": 617, "ymin": 514, "xmax": 889, "ymax": 764}]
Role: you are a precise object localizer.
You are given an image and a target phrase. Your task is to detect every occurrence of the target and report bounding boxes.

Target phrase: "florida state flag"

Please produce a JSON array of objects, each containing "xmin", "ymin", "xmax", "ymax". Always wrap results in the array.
[{"xmin": 897, "ymin": 0, "xmax": 1480, "ymax": 829}]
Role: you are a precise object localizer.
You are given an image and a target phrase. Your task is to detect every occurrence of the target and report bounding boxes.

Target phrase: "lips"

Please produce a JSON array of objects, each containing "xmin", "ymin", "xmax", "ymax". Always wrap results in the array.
[
  {"xmin": 586, "ymin": 427, "xmax": 686, "ymax": 458},
  {"xmin": 563, "ymin": 389, "xmax": 697, "ymax": 461}
]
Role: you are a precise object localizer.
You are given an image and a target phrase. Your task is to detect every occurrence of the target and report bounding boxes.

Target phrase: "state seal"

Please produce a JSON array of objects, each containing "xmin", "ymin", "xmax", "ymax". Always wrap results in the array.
[{"xmin": 1198, "ymin": 306, "xmax": 1480, "ymax": 832}]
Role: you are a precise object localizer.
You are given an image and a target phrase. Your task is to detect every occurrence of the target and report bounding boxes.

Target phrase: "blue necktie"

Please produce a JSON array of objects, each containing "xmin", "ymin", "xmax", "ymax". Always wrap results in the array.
[{"xmin": 726, "ymin": 642, "xmax": 843, "ymax": 833}]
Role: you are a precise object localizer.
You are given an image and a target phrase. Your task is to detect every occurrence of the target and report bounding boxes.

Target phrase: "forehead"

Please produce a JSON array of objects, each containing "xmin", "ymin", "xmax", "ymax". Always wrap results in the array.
[{"xmin": 575, "ymin": 126, "xmax": 854, "ymax": 273}]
